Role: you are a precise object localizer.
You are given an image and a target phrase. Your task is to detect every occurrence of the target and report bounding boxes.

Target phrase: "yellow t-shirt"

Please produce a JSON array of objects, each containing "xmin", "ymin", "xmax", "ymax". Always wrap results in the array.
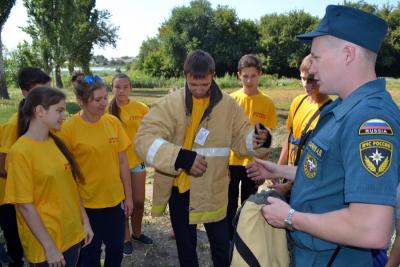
[
  {"xmin": 286, "ymin": 94, "xmax": 332, "ymax": 165},
  {"xmin": 107, "ymin": 99, "xmax": 149, "ymax": 168},
  {"xmin": 0, "ymin": 112, "xmax": 18, "ymax": 205},
  {"xmin": 174, "ymin": 96, "xmax": 210, "ymax": 193},
  {"xmin": 229, "ymin": 89, "xmax": 277, "ymax": 166},
  {"xmin": 4, "ymin": 136, "xmax": 85, "ymax": 263},
  {"xmin": 59, "ymin": 113, "xmax": 131, "ymax": 208}
]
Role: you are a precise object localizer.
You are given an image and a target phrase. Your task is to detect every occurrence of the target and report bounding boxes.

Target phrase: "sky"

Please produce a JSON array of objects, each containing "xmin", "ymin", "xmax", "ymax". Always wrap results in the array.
[{"xmin": 2, "ymin": 0, "xmax": 395, "ymax": 59}]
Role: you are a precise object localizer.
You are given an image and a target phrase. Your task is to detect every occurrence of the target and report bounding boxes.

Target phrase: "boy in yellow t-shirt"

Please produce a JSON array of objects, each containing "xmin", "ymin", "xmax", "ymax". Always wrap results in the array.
[
  {"xmin": 273, "ymin": 55, "xmax": 331, "ymax": 195},
  {"xmin": 0, "ymin": 67, "xmax": 51, "ymax": 267},
  {"xmin": 227, "ymin": 54, "xmax": 277, "ymax": 239}
]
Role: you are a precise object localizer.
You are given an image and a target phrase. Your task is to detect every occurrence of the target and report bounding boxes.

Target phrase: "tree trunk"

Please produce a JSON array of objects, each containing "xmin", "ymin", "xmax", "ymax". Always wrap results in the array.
[
  {"xmin": 55, "ymin": 64, "xmax": 63, "ymax": 88},
  {"xmin": 0, "ymin": 31, "xmax": 10, "ymax": 99},
  {"xmin": 68, "ymin": 63, "xmax": 74, "ymax": 76},
  {"xmin": 82, "ymin": 59, "xmax": 90, "ymax": 75}
]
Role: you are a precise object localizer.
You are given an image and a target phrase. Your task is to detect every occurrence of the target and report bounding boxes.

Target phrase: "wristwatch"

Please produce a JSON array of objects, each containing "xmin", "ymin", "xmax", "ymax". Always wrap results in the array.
[{"xmin": 284, "ymin": 208, "xmax": 296, "ymax": 231}]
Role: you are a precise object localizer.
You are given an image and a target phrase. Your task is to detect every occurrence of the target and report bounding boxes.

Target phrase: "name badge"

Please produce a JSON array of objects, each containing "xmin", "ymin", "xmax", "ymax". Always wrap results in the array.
[{"xmin": 194, "ymin": 127, "xmax": 210, "ymax": 146}]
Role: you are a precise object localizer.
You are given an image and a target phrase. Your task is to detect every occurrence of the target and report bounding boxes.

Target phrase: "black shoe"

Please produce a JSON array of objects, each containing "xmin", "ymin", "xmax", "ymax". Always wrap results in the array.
[
  {"xmin": 132, "ymin": 233, "xmax": 153, "ymax": 244},
  {"xmin": 123, "ymin": 241, "xmax": 133, "ymax": 256}
]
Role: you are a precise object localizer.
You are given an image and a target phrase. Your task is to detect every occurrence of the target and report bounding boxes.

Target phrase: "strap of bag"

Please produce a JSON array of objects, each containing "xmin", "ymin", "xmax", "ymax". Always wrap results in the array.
[
  {"xmin": 293, "ymin": 99, "xmax": 332, "ymax": 166},
  {"xmin": 287, "ymin": 95, "xmax": 309, "ymax": 162},
  {"xmin": 326, "ymin": 245, "xmax": 341, "ymax": 267},
  {"xmin": 232, "ymin": 232, "xmax": 261, "ymax": 267}
]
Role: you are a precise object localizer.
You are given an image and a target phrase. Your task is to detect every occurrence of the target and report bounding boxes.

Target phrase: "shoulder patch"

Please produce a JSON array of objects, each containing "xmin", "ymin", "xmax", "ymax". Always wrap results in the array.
[
  {"xmin": 360, "ymin": 139, "xmax": 392, "ymax": 177},
  {"xmin": 303, "ymin": 153, "xmax": 317, "ymax": 179},
  {"xmin": 359, "ymin": 119, "xmax": 393, "ymax": 135}
]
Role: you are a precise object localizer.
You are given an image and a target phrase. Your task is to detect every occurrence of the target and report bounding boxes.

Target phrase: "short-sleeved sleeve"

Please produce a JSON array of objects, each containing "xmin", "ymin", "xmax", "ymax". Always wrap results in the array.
[
  {"xmin": 114, "ymin": 118, "xmax": 131, "ymax": 152},
  {"xmin": 4, "ymin": 150, "xmax": 34, "ymax": 204},
  {"xmin": 342, "ymin": 113, "xmax": 398, "ymax": 206}
]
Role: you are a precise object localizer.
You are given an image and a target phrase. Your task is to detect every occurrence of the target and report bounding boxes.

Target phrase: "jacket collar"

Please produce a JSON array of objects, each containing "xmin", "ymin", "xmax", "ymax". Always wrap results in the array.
[
  {"xmin": 184, "ymin": 80, "xmax": 223, "ymax": 122},
  {"xmin": 320, "ymin": 78, "xmax": 386, "ymax": 121}
]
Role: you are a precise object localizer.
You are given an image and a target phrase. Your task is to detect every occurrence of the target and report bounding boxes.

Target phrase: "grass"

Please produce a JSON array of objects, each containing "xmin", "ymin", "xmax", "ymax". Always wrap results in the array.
[{"xmin": 1, "ymin": 79, "xmax": 400, "ymax": 265}]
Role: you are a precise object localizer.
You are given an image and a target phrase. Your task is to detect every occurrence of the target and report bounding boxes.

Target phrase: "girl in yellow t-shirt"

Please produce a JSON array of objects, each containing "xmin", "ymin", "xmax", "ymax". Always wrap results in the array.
[
  {"xmin": 4, "ymin": 87, "xmax": 93, "ymax": 266},
  {"xmin": 108, "ymin": 74, "xmax": 152, "ymax": 255},
  {"xmin": 59, "ymin": 75, "xmax": 133, "ymax": 266}
]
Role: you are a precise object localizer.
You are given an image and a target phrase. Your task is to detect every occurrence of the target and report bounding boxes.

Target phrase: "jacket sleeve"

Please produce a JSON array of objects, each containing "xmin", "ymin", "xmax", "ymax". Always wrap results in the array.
[
  {"xmin": 230, "ymin": 99, "xmax": 271, "ymax": 158},
  {"xmin": 135, "ymin": 95, "xmax": 184, "ymax": 175}
]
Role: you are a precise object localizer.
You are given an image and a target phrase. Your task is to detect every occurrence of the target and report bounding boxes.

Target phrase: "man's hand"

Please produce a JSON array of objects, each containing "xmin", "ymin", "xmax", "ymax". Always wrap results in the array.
[
  {"xmin": 253, "ymin": 123, "xmax": 270, "ymax": 148},
  {"xmin": 261, "ymin": 196, "xmax": 291, "ymax": 228},
  {"xmin": 190, "ymin": 155, "xmax": 207, "ymax": 177},
  {"xmin": 268, "ymin": 180, "xmax": 293, "ymax": 196},
  {"xmin": 246, "ymin": 158, "xmax": 278, "ymax": 181}
]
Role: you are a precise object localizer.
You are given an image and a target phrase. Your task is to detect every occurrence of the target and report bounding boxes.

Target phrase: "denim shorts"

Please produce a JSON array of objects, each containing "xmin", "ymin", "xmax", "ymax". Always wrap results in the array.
[{"xmin": 130, "ymin": 162, "xmax": 146, "ymax": 173}]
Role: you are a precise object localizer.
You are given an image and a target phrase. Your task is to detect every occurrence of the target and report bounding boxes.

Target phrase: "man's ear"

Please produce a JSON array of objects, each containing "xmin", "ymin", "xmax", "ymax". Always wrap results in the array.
[{"xmin": 343, "ymin": 44, "xmax": 356, "ymax": 65}]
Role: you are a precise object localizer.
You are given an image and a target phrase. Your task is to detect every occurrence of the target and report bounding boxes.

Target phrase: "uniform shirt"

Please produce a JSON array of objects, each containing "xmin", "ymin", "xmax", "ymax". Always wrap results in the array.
[
  {"xmin": 229, "ymin": 89, "xmax": 277, "ymax": 166},
  {"xmin": 107, "ymin": 100, "xmax": 149, "ymax": 168},
  {"xmin": 4, "ymin": 136, "xmax": 85, "ymax": 263},
  {"xmin": 0, "ymin": 112, "xmax": 18, "ymax": 205},
  {"xmin": 174, "ymin": 96, "xmax": 210, "ymax": 193},
  {"xmin": 290, "ymin": 79, "xmax": 400, "ymax": 266},
  {"xmin": 286, "ymin": 94, "xmax": 331, "ymax": 165},
  {"xmin": 59, "ymin": 113, "xmax": 130, "ymax": 208}
]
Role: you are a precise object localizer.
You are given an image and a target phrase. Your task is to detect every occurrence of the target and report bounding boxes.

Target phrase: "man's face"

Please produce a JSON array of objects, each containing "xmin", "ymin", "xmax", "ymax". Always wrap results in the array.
[
  {"xmin": 309, "ymin": 36, "xmax": 341, "ymax": 95},
  {"xmin": 186, "ymin": 73, "xmax": 213, "ymax": 99}
]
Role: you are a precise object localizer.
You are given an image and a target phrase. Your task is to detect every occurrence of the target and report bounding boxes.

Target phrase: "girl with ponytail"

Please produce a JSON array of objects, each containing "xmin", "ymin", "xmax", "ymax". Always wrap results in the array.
[
  {"xmin": 108, "ymin": 74, "xmax": 152, "ymax": 255},
  {"xmin": 4, "ymin": 87, "xmax": 93, "ymax": 266}
]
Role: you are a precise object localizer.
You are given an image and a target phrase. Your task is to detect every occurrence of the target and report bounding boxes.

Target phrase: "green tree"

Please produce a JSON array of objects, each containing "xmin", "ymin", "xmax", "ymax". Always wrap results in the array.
[
  {"xmin": 137, "ymin": 0, "xmax": 260, "ymax": 77},
  {"xmin": 23, "ymin": 0, "xmax": 118, "ymax": 87},
  {"xmin": 66, "ymin": 0, "xmax": 118, "ymax": 74},
  {"xmin": 344, "ymin": 1, "xmax": 400, "ymax": 77},
  {"xmin": 0, "ymin": 0, "xmax": 16, "ymax": 99},
  {"xmin": 258, "ymin": 11, "xmax": 319, "ymax": 77}
]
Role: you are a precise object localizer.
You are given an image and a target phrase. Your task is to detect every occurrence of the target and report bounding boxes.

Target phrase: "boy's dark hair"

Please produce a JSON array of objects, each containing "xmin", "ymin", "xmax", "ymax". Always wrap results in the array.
[
  {"xmin": 17, "ymin": 67, "xmax": 51, "ymax": 91},
  {"xmin": 237, "ymin": 54, "xmax": 262, "ymax": 72},
  {"xmin": 71, "ymin": 70, "xmax": 85, "ymax": 84},
  {"xmin": 183, "ymin": 49, "xmax": 215, "ymax": 78}
]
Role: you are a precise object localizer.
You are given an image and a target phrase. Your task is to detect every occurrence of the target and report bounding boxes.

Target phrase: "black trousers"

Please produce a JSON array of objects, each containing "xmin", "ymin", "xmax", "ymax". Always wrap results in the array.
[
  {"xmin": 169, "ymin": 187, "xmax": 230, "ymax": 267},
  {"xmin": 0, "ymin": 204, "xmax": 23, "ymax": 267},
  {"xmin": 29, "ymin": 242, "xmax": 81, "ymax": 267},
  {"xmin": 79, "ymin": 203, "xmax": 124, "ymax": 267},
  {"xmin": 226, "ymin": 165, "xmax": 258, "ymax": 240}
]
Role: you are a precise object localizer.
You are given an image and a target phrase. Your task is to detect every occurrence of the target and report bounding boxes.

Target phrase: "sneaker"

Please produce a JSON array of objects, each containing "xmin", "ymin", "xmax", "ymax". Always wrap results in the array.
[
  {"xmin": 123, "ymin": 241, "xmax": 133, "ymax": 256},
  {"xmin": 132, "ymin": 233, "xmax": 153, "ymax": 244}
]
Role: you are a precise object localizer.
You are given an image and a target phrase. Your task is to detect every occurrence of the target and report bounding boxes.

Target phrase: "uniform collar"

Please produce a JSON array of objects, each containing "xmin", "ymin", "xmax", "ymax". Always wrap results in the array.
[{"xmin": 322, "ymin": 79, "xmax": 386, "ymax": 121}]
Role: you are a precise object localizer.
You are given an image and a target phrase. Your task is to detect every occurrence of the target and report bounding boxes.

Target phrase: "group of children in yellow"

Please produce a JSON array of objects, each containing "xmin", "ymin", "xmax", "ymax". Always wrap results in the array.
[{"xmin": 0, "ymin": 50, "xmax": 398, "ymax": 267}]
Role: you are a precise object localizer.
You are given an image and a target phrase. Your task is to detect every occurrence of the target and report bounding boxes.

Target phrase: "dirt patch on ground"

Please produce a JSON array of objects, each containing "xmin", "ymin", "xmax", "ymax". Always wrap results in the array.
[{"xmin": 121, "ymin": 180, "xmax": 213, "ymax": 267}]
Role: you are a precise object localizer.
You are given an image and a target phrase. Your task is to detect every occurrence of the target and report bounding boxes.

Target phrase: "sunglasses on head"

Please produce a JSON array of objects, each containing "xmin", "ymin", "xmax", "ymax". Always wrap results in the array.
[{"xmin": 83, "ymin": 75, "xmax": 103, "ymax": 85}]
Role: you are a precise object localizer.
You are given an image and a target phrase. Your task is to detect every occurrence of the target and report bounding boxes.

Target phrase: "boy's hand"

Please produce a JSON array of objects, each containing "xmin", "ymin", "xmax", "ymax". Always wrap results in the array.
[
  {"xmin": 190, "ymin": 155, "xmax": 207, "ymax": 177},
  {"xmin": 253, "ymin": 123, "xmax": 270, "ymax": 148}
]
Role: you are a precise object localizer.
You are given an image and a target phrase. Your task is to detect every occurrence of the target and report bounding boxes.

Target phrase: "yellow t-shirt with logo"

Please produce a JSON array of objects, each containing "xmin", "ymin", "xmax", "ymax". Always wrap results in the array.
[
  {"xmin": 174, "ymin": 96, "xmax": 210, "ymax": 193},
  {"xmin": 229, "ymin": 89, "xmax": 277, "ymax": 166},
  {"xmin": 107, "ymin": 100, "xmax": 149, "ymax": 168},
  {"xmin": 286, "ymin": 94, "xmax": 332, "ymax": 165},
  {"xmin": 4, "ymin": 136, "xmax": 85, "ymax": 263},
  {"xmin": 59, "ymin": 113, "xmax": 130, "ymax": 208},
  {"xmin": 0, "ymin": 112, "xmax": 18, "ymax": 205}
]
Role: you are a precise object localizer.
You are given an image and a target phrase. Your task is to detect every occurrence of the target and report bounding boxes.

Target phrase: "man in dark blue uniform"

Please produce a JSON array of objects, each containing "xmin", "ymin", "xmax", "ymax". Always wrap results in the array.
[{"xmin": 246, "ymin": 5, "xmax": 400, "ymax": 266}]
